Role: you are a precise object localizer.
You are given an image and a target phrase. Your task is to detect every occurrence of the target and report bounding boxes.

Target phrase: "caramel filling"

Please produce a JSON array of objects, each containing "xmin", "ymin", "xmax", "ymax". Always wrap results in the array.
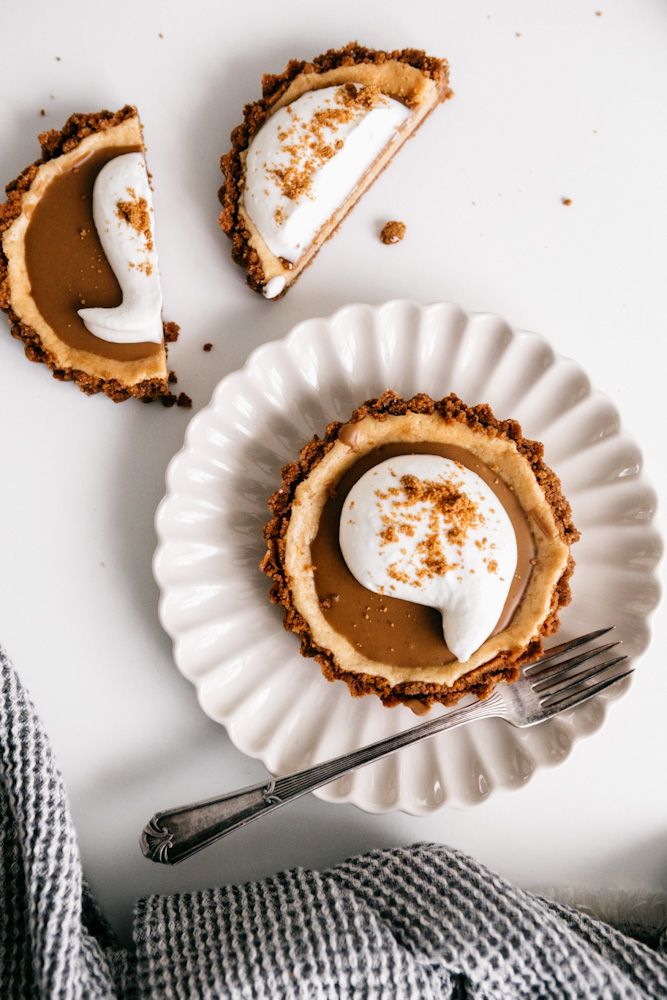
[
  {"xmin": 312, "ymin": 442, "xmax": 535, "ymax": 669},
  {"xmin": 24, "ymin": 145, "xmax": 163, "ymax": 363}
]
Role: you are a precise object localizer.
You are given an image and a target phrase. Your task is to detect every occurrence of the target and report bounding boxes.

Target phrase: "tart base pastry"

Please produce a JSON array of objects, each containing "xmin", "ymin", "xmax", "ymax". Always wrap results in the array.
[
  {"xmin": 0, "ymin": 106, "xmax": 179, "ymax": 403},
  {"xmin": 261, "ymin": 391, "xmax": 579, "ymax": 709},
  {"xmin": 219, "ymin": 43, "xmax": 452, "ymax": 298}
]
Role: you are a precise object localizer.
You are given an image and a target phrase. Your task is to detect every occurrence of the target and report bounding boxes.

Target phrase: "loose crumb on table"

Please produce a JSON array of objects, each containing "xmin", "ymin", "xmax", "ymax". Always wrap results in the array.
[{"xmin": 380, "ymin": 221, "xmax": 406, "ymax": 244}]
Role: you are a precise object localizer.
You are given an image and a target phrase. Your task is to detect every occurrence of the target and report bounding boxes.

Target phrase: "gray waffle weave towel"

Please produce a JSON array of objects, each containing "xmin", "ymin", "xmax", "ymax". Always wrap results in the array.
[{"xmin": 1, "ymin": 645, "xmax": 666, "ymax": 1000}]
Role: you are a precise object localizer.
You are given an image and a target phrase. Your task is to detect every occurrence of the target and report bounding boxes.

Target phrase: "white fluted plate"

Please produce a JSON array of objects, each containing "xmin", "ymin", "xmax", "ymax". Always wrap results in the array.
[{"xmin": 153, "ymin": 301, "xmax": 662, "ymax": 812}]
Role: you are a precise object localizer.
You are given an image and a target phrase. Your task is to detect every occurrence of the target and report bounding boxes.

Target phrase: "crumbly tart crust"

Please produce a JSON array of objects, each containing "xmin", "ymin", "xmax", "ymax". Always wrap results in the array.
[
  {"xmin": 219, "ymin": 42, "xmax": 452, "ymax": 297},
  {"xmin": 261, "ymin": 391, "xmax": 579, "ymax": 709},
  {"xmin": 0, "ymin": 106, "xmax": 180, "ymax": 403}
]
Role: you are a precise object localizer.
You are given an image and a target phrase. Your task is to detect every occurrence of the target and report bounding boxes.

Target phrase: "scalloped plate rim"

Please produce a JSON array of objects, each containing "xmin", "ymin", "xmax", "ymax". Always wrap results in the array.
[{"xmin": 153, "ymin": 299, "xmax": 662, "ymax": 814}]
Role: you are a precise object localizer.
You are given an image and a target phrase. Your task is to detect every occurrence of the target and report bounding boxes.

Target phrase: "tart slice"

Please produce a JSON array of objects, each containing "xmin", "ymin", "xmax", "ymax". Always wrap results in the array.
[
  {"xmin": 0, "ymin": 105, "xmax": 180, "ymax": 402},
  {"xmin": 219, "ymin": 43, "xmax": 452, "ymax": 298},
  {"xmin": 261, "ymin": 392, "xmax": 579, "ymax": 710}
]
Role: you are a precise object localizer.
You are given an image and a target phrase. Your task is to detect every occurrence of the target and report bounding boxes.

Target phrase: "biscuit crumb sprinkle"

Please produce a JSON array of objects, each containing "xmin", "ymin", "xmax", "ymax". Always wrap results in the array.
[
  {"xmin": 380, "ymin": 220, "xmax": 406, "ymax": 244},
  {"xmin": 376, "ymin": 472, "xmax": 484, "ymax": 587},
  {"xmin": 116, "ymin": 191, "xmax": 154, "ymax": 273},
  {"xmin": 267, "ymin": 83, "xmax": 383, "ymax": 214}
]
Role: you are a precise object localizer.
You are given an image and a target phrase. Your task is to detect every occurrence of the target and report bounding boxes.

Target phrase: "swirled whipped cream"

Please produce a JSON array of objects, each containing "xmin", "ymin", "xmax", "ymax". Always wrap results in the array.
[
  {"xmin": 78, "ymin": 152, "xmax": 163, "ymax": 344},
  {"xmin": 339, "ymin": 455, "xmax": 518, "ymax": 663},
  {"xmin": 244, "ymin": 83, "xmax": 410, "ymax": 264}
]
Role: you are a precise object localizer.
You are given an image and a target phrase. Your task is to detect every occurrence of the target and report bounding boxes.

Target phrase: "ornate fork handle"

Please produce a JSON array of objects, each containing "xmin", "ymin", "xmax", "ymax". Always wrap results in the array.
[
  {"xmin": 141, "ymin": 630, "xmax": 624, "ymax": 864},
  {"xmin": 141, "ymin": 694, "xmax": 502, "ymax": 864}
]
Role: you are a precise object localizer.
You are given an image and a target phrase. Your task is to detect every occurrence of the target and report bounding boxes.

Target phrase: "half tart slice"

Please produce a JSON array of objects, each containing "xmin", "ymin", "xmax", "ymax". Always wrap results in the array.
[
  {"xmin": 0, "ymin": 105, "xmax": 180, "ymax": 402},
  {"xmin": 219, "ymin": 43, "xmax": 452, "ymax": 298}
]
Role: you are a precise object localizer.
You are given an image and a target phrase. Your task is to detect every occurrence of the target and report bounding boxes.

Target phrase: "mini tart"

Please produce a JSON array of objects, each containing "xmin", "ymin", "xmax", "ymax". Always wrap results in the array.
[
  {"xmin": 0, "ymin": 105, "xmax": 179, "ymax": 402},
  {"xmin": 219, "ymin": 42, "xmax": 451, "ymax": 298},
  {"xmin": 261, "ymin": 391, "xmax": 579, "ymax": 709}
]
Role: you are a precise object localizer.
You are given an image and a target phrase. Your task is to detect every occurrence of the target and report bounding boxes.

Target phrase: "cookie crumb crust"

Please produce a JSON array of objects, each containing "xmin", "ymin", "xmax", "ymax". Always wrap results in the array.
[
  {"xmin": 261, "ymin": 390, "xmax": 578, "ymax": 708},
  {"xmin": 219, "ymin": 43, "xmax": 451, "ymax": 295},
  {"xmin": 0, "ymin": 106, "xmax": 179, "ymax": 403}
]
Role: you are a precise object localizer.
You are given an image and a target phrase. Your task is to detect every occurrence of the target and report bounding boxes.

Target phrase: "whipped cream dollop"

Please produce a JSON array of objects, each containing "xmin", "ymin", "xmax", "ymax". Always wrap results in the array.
[
  {"xmin": 78, "ymin": 152, "xmax": 163, "ymax": 344},
  {"xmin": 339, "ymin": 455, "xmax": 518, "ymax": 663},
  {"xmin": 244, "ymin": 84, "xmax": 410, "ymax": 264}
]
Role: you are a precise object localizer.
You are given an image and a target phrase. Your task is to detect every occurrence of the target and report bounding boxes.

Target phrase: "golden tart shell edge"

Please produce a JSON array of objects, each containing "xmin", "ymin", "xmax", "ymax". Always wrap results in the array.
[{"xmin": 219, "ymin": 43, "xmax": 452, "ymax": 297}]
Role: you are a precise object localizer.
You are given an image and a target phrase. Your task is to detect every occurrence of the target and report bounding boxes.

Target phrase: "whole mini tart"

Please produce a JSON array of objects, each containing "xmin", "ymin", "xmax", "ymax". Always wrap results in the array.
[
  {"xmin": 219, "ymin": 42, "xmax": 451, "ymax": 299},
  {"xmin": 261, "ymin": 391, "xmax": 579, "ymax": 710},
  {"xmin": 0, "ymin": 105, "xmax": 181, "ymax": 403}
]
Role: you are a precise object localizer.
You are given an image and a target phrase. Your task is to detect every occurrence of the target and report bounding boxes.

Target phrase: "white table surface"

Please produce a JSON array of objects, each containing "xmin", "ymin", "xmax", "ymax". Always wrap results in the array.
[{"xmin": 1, "ymin": 0, "xmax": 665, "ymax": 948}]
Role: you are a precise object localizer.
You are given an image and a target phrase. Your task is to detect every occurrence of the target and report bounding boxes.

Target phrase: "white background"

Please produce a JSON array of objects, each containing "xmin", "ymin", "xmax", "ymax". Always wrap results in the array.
[{"xmin": 0, "ymin": 0, "xmax": 665, "ymax": 947}]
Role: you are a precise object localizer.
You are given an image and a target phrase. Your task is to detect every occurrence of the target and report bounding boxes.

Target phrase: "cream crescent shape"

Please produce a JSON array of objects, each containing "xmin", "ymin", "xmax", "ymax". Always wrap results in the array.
[
  {"xmin": 244, "ymin": 85, "xmax": 410, "ymax": 264},
  {"xmin": 339, "ymin": 455, "xmax": 518, "ymax": 663},
  {"xmin": 78, "ymin": 152, "xmax": 163, "ymax": 345}
]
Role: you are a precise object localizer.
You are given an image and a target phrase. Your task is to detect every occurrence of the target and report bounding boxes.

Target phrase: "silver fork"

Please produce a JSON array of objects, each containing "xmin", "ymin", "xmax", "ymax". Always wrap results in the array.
[{"xmin": 141, "ymin": 628, "xmax": 630, "ymax": 864}]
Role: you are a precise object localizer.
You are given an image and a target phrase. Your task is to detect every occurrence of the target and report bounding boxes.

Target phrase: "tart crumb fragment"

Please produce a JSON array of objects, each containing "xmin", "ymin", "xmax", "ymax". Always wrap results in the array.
[{"xmin": 380, "ymin": 220, "xmax": 406, "ymax": 244}]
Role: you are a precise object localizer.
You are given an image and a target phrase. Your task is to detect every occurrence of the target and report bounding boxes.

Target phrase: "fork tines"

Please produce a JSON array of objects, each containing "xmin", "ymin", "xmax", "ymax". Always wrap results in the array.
[
  {"xmin": 523, "ymin": 626, "xmax": 633, "ymax": 713},
  {"xmin": 529, "ymin": 641, "xmax": 620, "ymax": 689},
  {"xmin": 524, "ymin": 627, "xmax": 633, "ymax": 713},
  {"xmin": 540, "ymin": 656, "xmax": 631, "ymax": 711},
  {"xmin": 524, "ymin": 627, "xmax": 615, "ymax": 674}
]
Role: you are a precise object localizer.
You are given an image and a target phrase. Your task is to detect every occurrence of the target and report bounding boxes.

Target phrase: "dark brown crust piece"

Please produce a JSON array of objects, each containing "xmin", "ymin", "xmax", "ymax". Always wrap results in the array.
[
  {"xmin": 218, "ymin": 42, "xmax": 452, "ymax": 295},
  {"xmin": 0, "ymin": 106, "xmax": 179, "ymax": 403},
  {"xmin": 380, "ymin": 220, "xmax": 406, "ymax": 244},
  {"xmin": 260, "ymin": 390, "xmax": 579, "ymax": 708}
]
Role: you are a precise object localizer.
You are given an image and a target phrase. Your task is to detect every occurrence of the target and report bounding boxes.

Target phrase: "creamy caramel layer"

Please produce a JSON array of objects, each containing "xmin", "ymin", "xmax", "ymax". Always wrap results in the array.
[
  {"xmin": 24, "ymin": 145, "xmax": 156, "ymax": 362},
  {"xmin": 312, "ymin": 441, "xmax": 535, "ymax": 669}
]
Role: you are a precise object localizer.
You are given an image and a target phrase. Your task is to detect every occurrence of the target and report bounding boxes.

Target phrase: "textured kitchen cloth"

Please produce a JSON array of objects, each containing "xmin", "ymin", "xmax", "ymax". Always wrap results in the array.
[{"xmin": 1, "ymin": 645, "xmax": 666, "ymax": 1000}]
